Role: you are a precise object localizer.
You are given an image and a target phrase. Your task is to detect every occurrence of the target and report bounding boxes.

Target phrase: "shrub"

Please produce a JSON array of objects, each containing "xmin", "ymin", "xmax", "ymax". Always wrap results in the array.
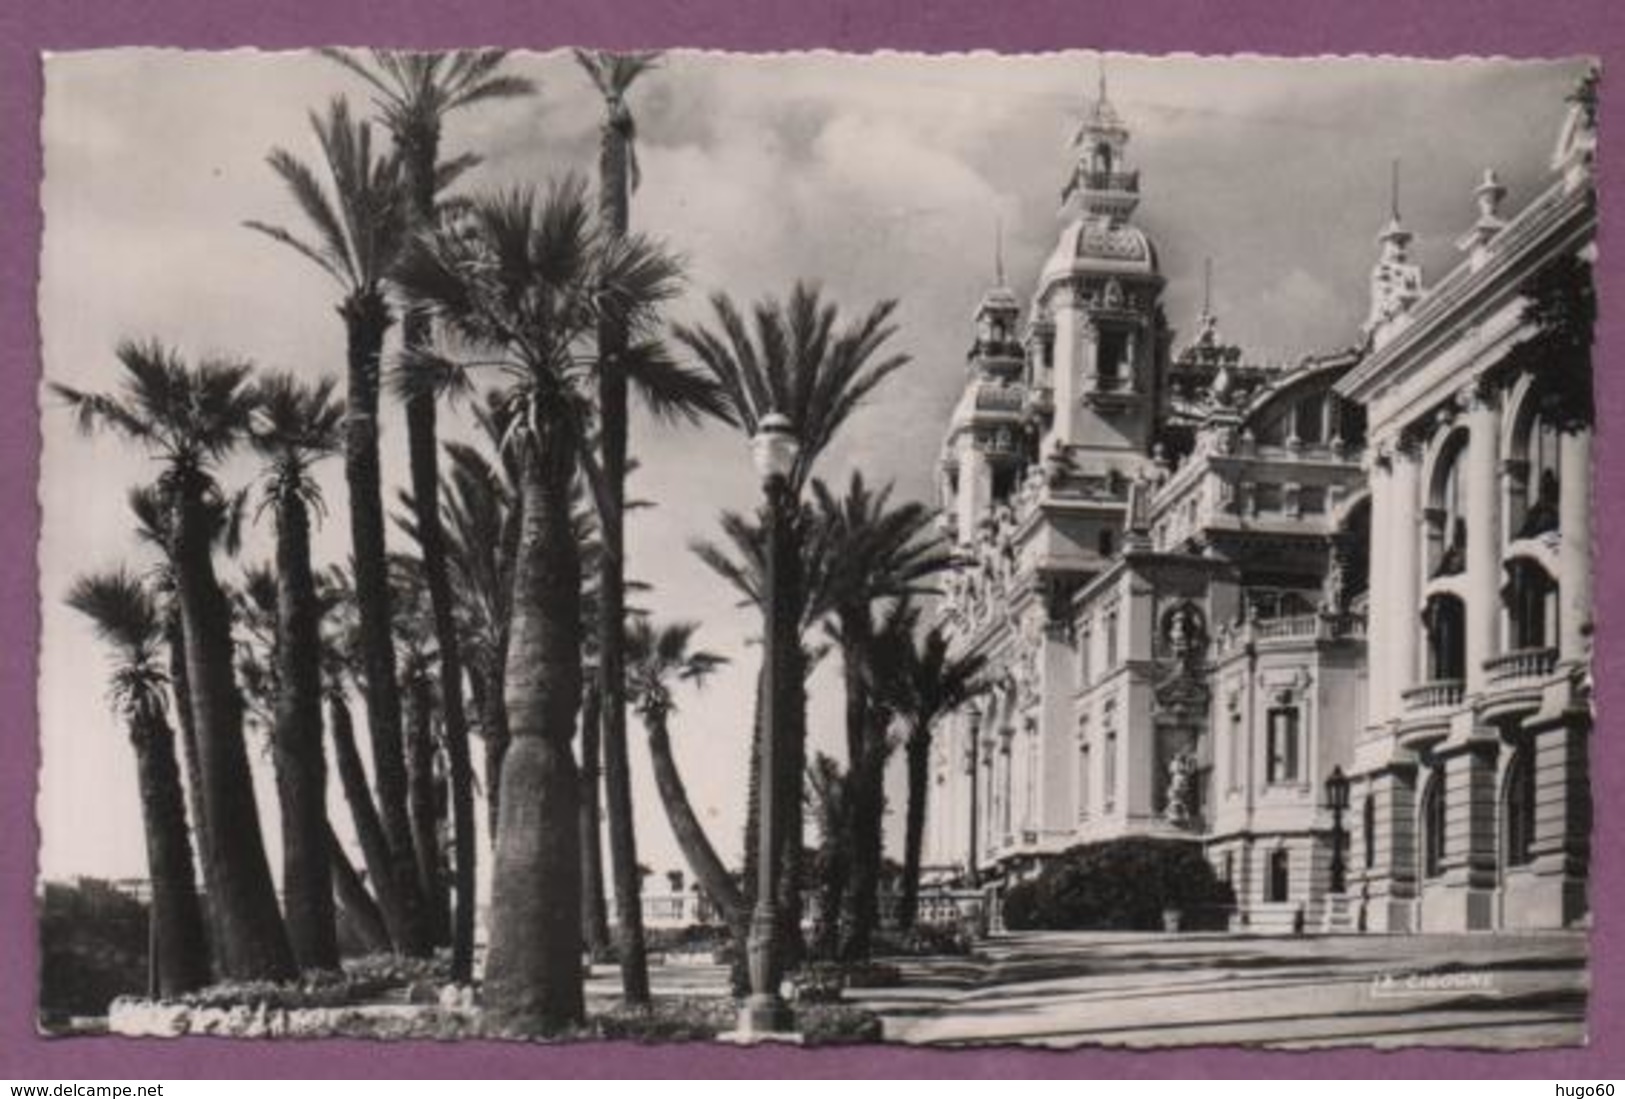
[
  {"xmin": 873, "ymin": 923, "xmax": 973, "ymax": 958},
  {"xmin": 790, "ymin": 960, "xmax": 903, "ymax": 1003},
  {"xmin": 38, "ymin": 879, "xmax": 151, "ymax": 1027},
  {"xmin": 1001, "ymin": 838, "xmax": 1235, "ymax": 932}
]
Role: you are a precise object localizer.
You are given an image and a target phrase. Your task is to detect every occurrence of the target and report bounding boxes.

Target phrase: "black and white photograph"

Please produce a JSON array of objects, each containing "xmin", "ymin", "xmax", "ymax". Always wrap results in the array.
[{"xmin": 36, "ymin": 47, "xmax": 1597, "ymax": 1048}]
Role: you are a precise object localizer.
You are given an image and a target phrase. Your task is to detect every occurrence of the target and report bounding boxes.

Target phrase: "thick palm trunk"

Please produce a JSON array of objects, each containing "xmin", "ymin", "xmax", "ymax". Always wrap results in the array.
[
  {"xmin": 399, "ymin": 114, "xmax": 479, "ymax": 984},
  {"xmin": 484, "ymin": 441, "xmax": 585, "ymax": 1030},
  {"xmin": 272, "ymin": 489, "xmax": 339, "ymax": 971},
  {"xmin": 165, "ymin": 612, "xmax": 219, "ymax": 971},
  {"xmin": 131, "ymin": 710, "xmax": 210, "ymax": 996},
  {"xmin": 898, "ymin": 728, "xmax": 932, "ymax": 931},
  {"xmin": 327, "ymin": 825, "xmax": 392, "ymax": 955},
  {"xmin": 645, "ymin": 712, "xmax": 747, "ymax": 934},
  {"xmin": 595, "ymin": 125, "xmax": 650, "ymax": 1006},
  {"xmin": 578, "ymin": 681, "xmax": 610, "ymax": 954},
  {"xmin": 342, "ymin": 296, "xmax": 429, "ymax": 956},
  {"xmin": 328, "ymin": 692, "xmax": 405, "ymax": 951},
  {"xmin": 406, "ymin": 672, "xmax": 449, "ymax": 948},
  {"xmin": 841, "ymin": 711, "xmax": 889, "ymax": 962},
  {"xmin": 171, "ymin": 474, "xmax": 295, "ymax": 981}
]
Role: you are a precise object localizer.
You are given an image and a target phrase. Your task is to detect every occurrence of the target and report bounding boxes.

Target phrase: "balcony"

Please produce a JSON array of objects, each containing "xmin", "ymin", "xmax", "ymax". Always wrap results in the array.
[
  {"xmin": 1485, "ymin": 646, "xmax": 1559, "ymax": 686},
  {"xmin": 1079, "ymin": 169, "xmax": 1140, "ymax": 195},
  {"xmin": 1082, "ymin": 372, "xmax": 1139, "ymax": 412},
  {"xmin": 1401, "ymin": 679, "xmax": 1465, "ymax": 713}
]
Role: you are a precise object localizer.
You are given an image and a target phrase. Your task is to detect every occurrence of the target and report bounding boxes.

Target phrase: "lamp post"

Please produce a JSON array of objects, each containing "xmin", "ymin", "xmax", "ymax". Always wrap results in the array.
[
  {"xmin": 963, "ymin": 705, "xmax": 982, "ymax": 889},
  {"xmin": 738, "ymin": 411, "xmax": 799, "ymax": 1039},
  {"xmin": 1325, "ymin": 765, "xmax": 1350, "ymax": 894}
]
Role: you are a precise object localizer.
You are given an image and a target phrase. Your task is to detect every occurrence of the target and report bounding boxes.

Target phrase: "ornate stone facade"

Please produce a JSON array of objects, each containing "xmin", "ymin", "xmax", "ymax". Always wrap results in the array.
[{"xmin": 923, "ymin": 71, "xmax": 1595, "ymax": 935}]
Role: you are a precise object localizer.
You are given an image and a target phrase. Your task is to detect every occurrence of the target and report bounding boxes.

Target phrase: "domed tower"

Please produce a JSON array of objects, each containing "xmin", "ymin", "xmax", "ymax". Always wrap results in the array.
[
  {"xmin": 1034, "ymin": 68, "xmax": 1168, "ymax": 481},
  {"xmin": 939, "ymin": 234, "xmax": 1030, "ymax": 547}
]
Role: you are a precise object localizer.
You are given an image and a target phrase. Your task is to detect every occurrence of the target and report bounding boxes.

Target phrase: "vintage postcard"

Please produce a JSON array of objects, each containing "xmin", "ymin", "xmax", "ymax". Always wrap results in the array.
[{"xmin": 36, "ymin": 47, "xmax": 1596, "ymax": 1049}]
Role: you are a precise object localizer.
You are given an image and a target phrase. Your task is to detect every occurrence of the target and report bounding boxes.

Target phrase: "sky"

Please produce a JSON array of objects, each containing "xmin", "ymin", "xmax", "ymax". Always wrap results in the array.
[{"xmin": 37, "ymin": 48, "xmax": 1588, "ymax": 892}]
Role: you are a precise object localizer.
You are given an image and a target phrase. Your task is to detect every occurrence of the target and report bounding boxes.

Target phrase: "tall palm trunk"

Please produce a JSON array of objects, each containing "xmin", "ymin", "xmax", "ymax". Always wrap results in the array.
[
  {"xmin": 645, "ymin": 710, "xmax": 747, "ymax": 937},
  {"xmin": 595, "ymin": 112, "xmax": 650, "ymax": 1006},
  {"xmin": 406, "ymin": 671, "xmax": 449, "ymax": 948},
  {"xmin": 131, "ymin": 706, "xmax": 210, "ymax": 996},
  {"xmin": 841, "ymin": 714, "xmax": 889, "ymax": 961},
  {"xmin": 327, "ymin": 825, "xmax": 392, "ymax": 954},
  {"xmin": 474, "ymin": 667, "xmax": 510, "ymax": 845},
  {"xmin": 578, "ymin": 681, "xmax": 610, "ymax": 953},
  {"xmin": 897, "ymin": 727, "xmax": 932, "ymax": 931},
  {"xmin": 271, "ymin": 486, "xmax": 339, "ymax": 970},
  {"xmin": 328, "ymin": 692, "xmax": 406, "ymax": 950},
  {"xmin": 170, "ymin": 472, "xmax": 295, "ymax": 981},
  {"xmin": 342, "ymin": 293, "xmax": 429, "ymax": 956},
  {"xmin": 165, "ymin": 612, "xmax": 219, "ymax": 970},
  {"xmin": 484, "ymin": 439, "xmax": 585, "ymax": 1029},
  {"xmin": 398, "ymin": 117, "xmax": 479, "ymax": 984}
]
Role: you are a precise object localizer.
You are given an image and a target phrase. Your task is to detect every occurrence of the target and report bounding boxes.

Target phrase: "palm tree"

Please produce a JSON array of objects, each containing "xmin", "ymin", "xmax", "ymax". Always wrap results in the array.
[
  {"xmin": 127, "ymin": 481, "xmax": 244, "ymax": 961},
  {"xmin": 387, "ymin": 550, "xmax": 451, "ymax": 946},
  {"xmin": 675, "ymin": 284, "xmax": 909, "ymax": 956},
  {"xmin": 322, "ymin": 48, "xmax": 536, "ymax": 983},
  {"xmin": 804, "ymin": 752, "xmax": 849, "ymax": 960},
  {"xmin": 813, "ymin": 475, "xmax": 950, "ymax": 959},
  {"xmin": 576, "ymin": 46, "xmax": 665, "ymax": 1005},
  {"xmin": 245, "ymin": 96, "xmax": 430, "ymax": 955},
  {"xmin": 394, "ymin": 177, "xmax": 708, "ymax": 1028},
  {"xmin": 66, "ymin": 569, "xmax": 211, "ymax": 997},
  {"xmin": 53, "ymin": 343, "xmax": 295, "ymax": 981},
  {"xmin": 317, "ymin": 567, "xmax": 410, "ymax": 951},
  {"xmin": 623, "ymin": 618, "xmax": 746, "ymax": 945},
  {"xmin": 246, "ymin": 372, "xmax": 347, "ymax": 970},
  {"xmin": 877, "ymin": 624, "xmax": 989, "ymax": 931}
]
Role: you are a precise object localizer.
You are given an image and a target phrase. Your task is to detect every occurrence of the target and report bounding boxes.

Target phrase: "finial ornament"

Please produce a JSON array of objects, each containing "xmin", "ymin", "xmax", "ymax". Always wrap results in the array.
[{"xmin": 995, "ymin": 215, "xmax": 1006, "ymax": 287}]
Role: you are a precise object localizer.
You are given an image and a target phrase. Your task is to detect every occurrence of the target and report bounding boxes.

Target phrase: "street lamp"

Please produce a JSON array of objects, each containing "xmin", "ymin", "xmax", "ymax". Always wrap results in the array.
[
  {"xmin": 738, "ymin": 411, "xmax": 799, "ymax": 1040},
  {"xmin": 1324, "ymin": 765, "xmax": 1350, "ymax": 895}
]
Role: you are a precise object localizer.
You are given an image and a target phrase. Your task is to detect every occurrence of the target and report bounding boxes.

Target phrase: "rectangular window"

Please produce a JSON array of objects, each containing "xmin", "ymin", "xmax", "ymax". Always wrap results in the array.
[
  {"xmin": 1103, "ymin": 708, "xmax": 1118, "ymax": 812},
  {"xmin": 1079, "ymin": 623, "xmax": 1093, "ymax": 686},
  {"xmin": 1105, "ymin": 611, "xmax": 1119, "ymax": 670},
  {"xmin": 1097, "ymin": 328, "xmax": 1128, "ymax": 383},
  {"xmin": 1266, "ymin": 706, "xmax": 1300, "ymax": 784}
]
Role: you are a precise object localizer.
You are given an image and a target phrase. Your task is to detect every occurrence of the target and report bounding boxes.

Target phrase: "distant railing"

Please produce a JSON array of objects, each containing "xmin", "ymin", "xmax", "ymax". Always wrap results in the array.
[
  {"xmin": 1080, "ymin": 169, "xmax": 1140, "ymax": 194},
  {"xmin": 1401, "ymin": 679, "xmax": 1465, "ymax": 712},
  {"xmin": 1485, "ymin": 646, "xmax": 1559, "ymax": 685}
]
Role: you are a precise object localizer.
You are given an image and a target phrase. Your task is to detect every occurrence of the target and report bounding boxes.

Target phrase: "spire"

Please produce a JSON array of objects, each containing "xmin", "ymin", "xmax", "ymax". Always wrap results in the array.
[
  {"xmin": 995, "ymin": 215, "xmax": 1007, "ymax": 287},
  {"xmin": 1378, "ymin": 158, "xmax": 1412, "ymax": 250},
  {"xmin": 1365, "ymin": 156, "xmax": 1423, "ymax": 343},
  {"xmin": 1064, "ymin": 55, "xmax": 1137, "ymax": 222},
  {"xmin": 1196, "ymin": 256, "xmax": 1219, "ymax": 347}
]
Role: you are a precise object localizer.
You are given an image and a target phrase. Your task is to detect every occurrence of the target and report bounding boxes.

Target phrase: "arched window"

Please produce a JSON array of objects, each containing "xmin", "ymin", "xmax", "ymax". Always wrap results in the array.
[
  {"xmin": 1268, "ymin": 849, "xmax": 1290, "ymax": 902},
  {"xmin": 1505, "ymin": 746, "xmax": 1536, "ymax": 868},
  {"xmin": 1422, "ymin": 768, "xmax": 1447, "ymax": 879},
  {"xmin": 1422, "ymin": 594, "xmax": 1467, "ymax": 681},
  {"xmin": 1103, "ymin": 711, "xmax": 1119, "ymax": 812},
  {"xmin": 1076, "ymin": 720, "xmax": 1092, "ymax": 820},
  {"xmin": 1512, "ymin": 394, "xmax": 1563, "ymax": 539},
  {"xmin": 1429, "ymin": 435, "xmax": 1469, "ymax": 578},
  {"xmin": 1363, "ymin": 794, "xmax": 1376, "ymax": 869}
]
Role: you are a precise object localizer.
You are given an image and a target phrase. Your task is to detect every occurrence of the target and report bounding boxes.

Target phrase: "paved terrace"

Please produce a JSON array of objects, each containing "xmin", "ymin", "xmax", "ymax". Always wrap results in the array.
[
  {"xmin": 842, "ymin": 930, "xmax": 1588, "ymax": 1050},
  {"xmin": 583, "ymin": 931, "xmax": 1587, "ymax": 1050}
]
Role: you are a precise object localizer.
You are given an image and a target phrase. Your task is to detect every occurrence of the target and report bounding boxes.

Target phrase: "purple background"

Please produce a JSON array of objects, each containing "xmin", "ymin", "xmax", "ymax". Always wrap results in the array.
[{"xmin": 3, "ymin": 0, "xmax": 1621, "ymax": 1079}]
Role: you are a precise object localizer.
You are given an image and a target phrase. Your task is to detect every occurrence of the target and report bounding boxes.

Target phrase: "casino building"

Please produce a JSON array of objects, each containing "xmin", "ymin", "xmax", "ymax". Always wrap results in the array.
[{"xmin": 922, "ymin": 71, "xmax": 1595, "ymax": 932}]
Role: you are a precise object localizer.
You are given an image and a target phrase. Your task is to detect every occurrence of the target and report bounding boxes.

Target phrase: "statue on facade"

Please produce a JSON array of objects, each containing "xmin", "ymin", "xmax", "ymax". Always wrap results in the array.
[{"xmin": 1165, "ymin": 750, "xmax": 1196, "ymax": 826}]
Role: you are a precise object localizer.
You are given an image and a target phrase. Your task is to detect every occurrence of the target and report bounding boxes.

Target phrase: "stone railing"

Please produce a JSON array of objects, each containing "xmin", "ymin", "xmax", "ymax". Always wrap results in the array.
[
  {"xmin": 1485, "ymin": 646, "xmax": 1559, "ymax": 685},
  {"xmin": 1080, "ymin": 168, "xmax": 1140, "ymax": 194},
  {"xmin": 1401, "ymin": 679, "xmax": 1465, "ymax": 712},
  {"xmin": 1216, "ymin": 612, "xmax": 1367, "ymax": 653}
]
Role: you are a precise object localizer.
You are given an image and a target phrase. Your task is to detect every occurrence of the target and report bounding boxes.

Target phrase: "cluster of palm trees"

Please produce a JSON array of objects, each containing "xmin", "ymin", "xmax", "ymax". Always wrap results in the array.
[{"xmin": 59, "ymin": 48, "xmax": 987, "ymax": 1034}]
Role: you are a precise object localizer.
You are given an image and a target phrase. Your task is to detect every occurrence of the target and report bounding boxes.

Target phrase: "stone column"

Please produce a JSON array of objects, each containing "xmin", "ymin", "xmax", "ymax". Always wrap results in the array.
[
  {"xmin": 1048, "ymin": 285, "xmax": 1086, "ymax": 447},
  {"xmin": 1365, "ymin": 448, "xmax": 1393, "ymax": 721},
  {"xmin": 1389, "ymin": 444, "xmax": 1422, "ymax": 704},
  {"xmin": 1559, "ymin": 427, "xmax": 1592, "ymax": 663},
  {"xmin": 956, "ymin": 441, "xmax": 991, "ymax": 550},
  {"xmin": 1465, "ymin": 390, "xmax": 1502, "ymax": 692},
  {"xmin": 1426, "ymin": 746, "xmax": 1498, "ymax": 931}
]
